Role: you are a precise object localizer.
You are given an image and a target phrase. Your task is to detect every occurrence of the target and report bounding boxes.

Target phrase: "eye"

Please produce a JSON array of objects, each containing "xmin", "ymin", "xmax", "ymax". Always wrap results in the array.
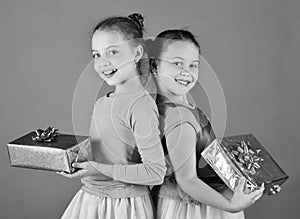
[
  {"xmin": 107, "ymin": 50, "xmax": 118, "ymax": 56},
  {"xmin": 173, "ymin": 62, "xmax": 183, "ymax": 67},
  {"xmin": 190, "ymin": 63, "xmax": 199, "ymax": 69},
  {"xmin": 92, "ymin": 53, "xmax": 100, "ymax": 59}
]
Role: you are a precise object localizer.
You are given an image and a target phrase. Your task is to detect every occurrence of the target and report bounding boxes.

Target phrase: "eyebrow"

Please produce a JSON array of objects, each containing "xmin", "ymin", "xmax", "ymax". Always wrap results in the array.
[
  {"xmin": 171, "ymin": 57, "xmax": 184, "ymax": 60},
  {"xmin": 91, "ymin": 45, "xmax": 119, "ymax": 53},
  {"xmin": 170, "ymin": 57, "xmax": 200, "ymax": 63}
]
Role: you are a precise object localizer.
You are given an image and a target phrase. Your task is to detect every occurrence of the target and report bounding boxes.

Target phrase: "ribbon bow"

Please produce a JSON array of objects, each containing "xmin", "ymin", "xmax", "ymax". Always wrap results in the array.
[
  {"xmin": 231, "ymin": 140, "xmax": 263, "ymax": 175},
  {"xmin": 32, "ymin": 126, "xmax": 60, "ymax": 142}
]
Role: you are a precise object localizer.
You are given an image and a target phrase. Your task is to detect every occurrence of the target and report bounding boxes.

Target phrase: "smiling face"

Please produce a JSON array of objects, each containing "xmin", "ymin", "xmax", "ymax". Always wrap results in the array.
[
  {"xmin": 91, "ymin": 30, "xmax": 142, "ymax": 87},
  {"xmin": 155, "ymin": 40, "xmax": 200, "ymax": 98}
]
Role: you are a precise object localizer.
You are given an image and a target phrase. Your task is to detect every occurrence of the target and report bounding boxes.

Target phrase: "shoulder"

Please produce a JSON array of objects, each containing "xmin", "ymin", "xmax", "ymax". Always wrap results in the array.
[
  {"xmin": 127, "ymin": 92, "xmax": 160, "ymax": 130},
  {"xmin": 93, "ymin": 96, "xmax": 105, "ymax": 109},
  {"xmin": 129, "ymin": 91, "xmax": 158, "ymax": 114},
  {"xmin": 165, "ymin": 105, "xmax": 197, "ymax": 126},
  {"xmin": 159, "ymin": 104, "xmax": 200, "ymax": 135}
]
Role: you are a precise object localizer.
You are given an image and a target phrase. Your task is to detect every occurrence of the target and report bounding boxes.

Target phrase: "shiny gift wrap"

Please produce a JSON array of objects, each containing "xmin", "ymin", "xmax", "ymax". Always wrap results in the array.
[
  {"xmin": 201, "ymin": 134, "xmax": 288, "ymax": 195},
  {"xmin": 7, "ymin": 132, "xmax": 91, "ymax": 173}
]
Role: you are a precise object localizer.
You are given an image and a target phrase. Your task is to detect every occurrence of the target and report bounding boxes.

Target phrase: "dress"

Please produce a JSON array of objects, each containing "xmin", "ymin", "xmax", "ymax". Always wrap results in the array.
[
  {"xmin": 61, "ymin": 86, "xmax": 166, "ymax": 219},
  {"xmin": 153, "ymin": 96, "xmax": 245, "ymax": 219}
]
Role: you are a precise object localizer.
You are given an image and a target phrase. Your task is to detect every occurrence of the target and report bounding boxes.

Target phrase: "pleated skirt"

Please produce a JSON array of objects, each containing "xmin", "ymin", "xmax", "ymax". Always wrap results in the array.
[
  {"xmin": 156, "ymin": 197, "xmax": 245, "ymax": 219},
  {"xmin": 61, "ymin": 189, "xmax": 154, "ymax": 219}
]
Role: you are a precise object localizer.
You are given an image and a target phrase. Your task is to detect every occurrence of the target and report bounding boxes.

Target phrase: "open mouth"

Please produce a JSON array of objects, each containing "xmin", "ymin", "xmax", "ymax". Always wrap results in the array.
[
  {"xmin": 175, "ymin": 78, "xmax": 192, "ymax": 87},
  {"xmin": 102, "ymin": 69, "xmax": 118, "ymax": 78}
]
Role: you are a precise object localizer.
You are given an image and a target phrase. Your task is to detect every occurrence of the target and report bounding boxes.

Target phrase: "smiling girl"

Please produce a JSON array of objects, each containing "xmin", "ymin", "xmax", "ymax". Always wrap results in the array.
[
  {"xmin": 59, "ymin": 13, "xmax": 166, "ymax": 219},
  {"xmin": 148, "ymin": 29, "xmax": 265, "ymax": 219}
]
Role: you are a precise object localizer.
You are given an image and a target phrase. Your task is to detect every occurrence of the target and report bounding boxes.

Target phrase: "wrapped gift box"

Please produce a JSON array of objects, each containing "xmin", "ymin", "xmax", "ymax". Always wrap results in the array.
[
  {"xmin": 7, "ymin": 131, "xmax": 91, "ymax": 173},
  {"xmin": 201, "ymin": 134, "xmax": 288, "ymax": 195}
]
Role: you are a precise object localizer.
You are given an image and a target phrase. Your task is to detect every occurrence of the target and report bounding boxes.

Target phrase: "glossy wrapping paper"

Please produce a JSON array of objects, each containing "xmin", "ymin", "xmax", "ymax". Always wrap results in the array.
[
  {"xmin": 201, "ymin": 134, "xmax": 288, "ymax": 195},
  {"xmin": 7, "ymin": 132, "xmax": 91, "ymax": 173}
]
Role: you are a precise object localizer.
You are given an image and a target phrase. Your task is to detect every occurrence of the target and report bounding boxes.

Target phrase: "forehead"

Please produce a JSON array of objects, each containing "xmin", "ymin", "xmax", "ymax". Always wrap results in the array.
[
  {"xmin": 161, "ymin": 41, "xmax": 200, "ymax": 60},
  {"xmin": 91, "ymin": 30, "xmax": 130, "ymax": 50}
]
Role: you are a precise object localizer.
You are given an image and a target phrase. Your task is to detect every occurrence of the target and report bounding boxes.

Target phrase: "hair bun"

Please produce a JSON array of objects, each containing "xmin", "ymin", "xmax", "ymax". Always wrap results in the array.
[{"xmin": 128, "ymin": 13, "xmax": 144, "ymax": 31}]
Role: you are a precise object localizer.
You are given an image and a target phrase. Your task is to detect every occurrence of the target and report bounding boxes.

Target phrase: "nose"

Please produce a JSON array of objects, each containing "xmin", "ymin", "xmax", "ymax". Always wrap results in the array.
[
  {"xmin": 180, "ymin": 70, "xmax": 194, "ymax": 82},
  {"xmin": 180, "ymin": 71, "xmax": 191, "ymax": 77},
  {"xmin": 99, "ymin": 58, "xmax": 110, "ymax": 67},
  {"xmin": 94, "ymin": 57, "xmax": 111, "ymax": 73},
  {"xmin": 94, "ymin": 55, "xmax": 111, "ymax": 67}
]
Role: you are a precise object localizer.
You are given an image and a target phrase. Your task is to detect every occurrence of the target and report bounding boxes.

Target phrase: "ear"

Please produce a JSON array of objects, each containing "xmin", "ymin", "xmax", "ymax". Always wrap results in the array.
[
  {"xmin": 149, "ymin": 58, "xmax": 158, "ymax": 73},
  {"xmin": 134, "ymin": 44, "xmax": 144, "ymax": 62}
]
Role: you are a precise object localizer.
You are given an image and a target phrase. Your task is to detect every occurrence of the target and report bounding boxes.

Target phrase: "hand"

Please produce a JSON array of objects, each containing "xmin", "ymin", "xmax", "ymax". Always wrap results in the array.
[
  {"xmin": 228, "ymin": 177, "xmax": 265, "ymax": 213},
  {"xmin": 57, "ymin": 161, "xmax": 100, "ymax": 179},
  {"xmin": 221, "ymin": 187, "xmax": 234, "ymax": 200}
]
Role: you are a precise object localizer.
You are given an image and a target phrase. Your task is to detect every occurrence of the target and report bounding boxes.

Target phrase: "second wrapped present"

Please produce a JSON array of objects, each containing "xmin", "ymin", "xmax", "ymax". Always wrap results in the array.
[{"xmin": 201, "ymin": 134, "xmax": 288, "ymax": 195}]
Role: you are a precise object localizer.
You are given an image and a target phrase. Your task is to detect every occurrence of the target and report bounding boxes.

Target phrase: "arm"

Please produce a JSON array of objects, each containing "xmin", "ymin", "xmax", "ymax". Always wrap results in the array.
[
  {"xmin": 166, "ymin": 123, "xmax": 264, "ymax": 213},
  {"xmin": 109, "ymin": 97, "xmax": 166, "ymax": 185},
  {"xmin": 59, "ymin": 96, "xmax": 166, "ymax": 185},
  {"xmin": 84, "ymin": 96, "xmax": 166, "ymax": 185}
]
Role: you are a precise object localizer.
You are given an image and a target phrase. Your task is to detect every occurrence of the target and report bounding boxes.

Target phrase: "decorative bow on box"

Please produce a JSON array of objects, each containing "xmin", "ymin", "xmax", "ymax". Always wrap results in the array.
[
  {"xmin": 31, "ymin": 126, "xmax": 60, "ymax": 142},
  {"xmin": 201, "ymin": 134, "xmax": 289, "ymax": 195},
  {"xmin": 7, "ymin": 129, "xmax": 91, "ymax": 173},
  {"xmin": 230, "ymin": 140, "xmax": 264, "ymax": 175}
]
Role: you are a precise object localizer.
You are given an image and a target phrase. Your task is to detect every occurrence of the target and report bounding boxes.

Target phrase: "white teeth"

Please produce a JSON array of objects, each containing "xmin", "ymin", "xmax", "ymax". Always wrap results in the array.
[
  {"xmin": 103, "ymin": 70, "xmax": 113, "ymax": 74},
  {"xmin": 102, "ymin": 69, "xmax": 117, "ymax": 75},
  {"xmin": 175, "ymin": 79, "xmax": 190, "ymax": 86}
]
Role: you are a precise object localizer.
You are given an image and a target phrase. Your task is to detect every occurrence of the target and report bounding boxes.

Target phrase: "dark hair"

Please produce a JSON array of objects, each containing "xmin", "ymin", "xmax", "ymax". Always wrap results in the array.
[
  {"xmin": 147, "ymin": 29, "xmax": 201, "ymax": 60},
  {"xmin": 92, "ymin": 13, "xmax": 144, "ymax": 44}
]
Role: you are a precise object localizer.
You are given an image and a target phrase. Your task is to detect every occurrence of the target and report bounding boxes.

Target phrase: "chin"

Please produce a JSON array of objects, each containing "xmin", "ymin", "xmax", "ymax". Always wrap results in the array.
[
  {"xmin": 105, "ymin": 81, "xmax": 117, "ymax": 86},
  {"xmin": 176, "ymin": 87, "xmax": 189, "ymax": 95}
]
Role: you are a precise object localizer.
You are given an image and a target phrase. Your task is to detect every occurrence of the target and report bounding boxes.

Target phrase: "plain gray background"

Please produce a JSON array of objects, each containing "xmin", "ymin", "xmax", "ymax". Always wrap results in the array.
[{"xmin": 1, "ymin": 0, "xmax": 299, "ymax": 218}]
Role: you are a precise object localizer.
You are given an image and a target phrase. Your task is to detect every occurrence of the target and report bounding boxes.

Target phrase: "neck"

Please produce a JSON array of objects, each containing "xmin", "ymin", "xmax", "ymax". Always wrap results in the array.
[
  {"xmin": 114, "ymin": 72, "xmax": 144, "ymax": 94},
  {"xmin": 156, "ymin": 84, "xmax": 188, "ymax": 104}
]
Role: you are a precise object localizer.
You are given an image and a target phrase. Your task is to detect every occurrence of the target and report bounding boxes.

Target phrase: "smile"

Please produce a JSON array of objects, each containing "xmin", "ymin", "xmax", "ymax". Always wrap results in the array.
[
  {"xmin": 101, "ymin": 69, "xmax": 118, "ymax": 78},
  {"xmin": 175, "ymin": 78, "xmax": 192, "ymax": 87}
]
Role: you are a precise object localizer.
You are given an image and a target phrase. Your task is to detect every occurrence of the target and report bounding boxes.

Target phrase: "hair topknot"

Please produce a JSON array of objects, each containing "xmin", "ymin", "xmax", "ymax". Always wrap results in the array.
[
  {"xmin": 92, "ymin": 13, "xmax": 145, "ymax": 41},
  {"xmin": 128, "ymin": 13, "xmax": 144, "ymax": 31}
]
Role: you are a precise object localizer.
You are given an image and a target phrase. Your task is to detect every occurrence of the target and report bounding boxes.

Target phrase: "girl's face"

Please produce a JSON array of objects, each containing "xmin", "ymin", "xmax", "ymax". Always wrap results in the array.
[
  {"xmin": 156, "ymin": 40, "xmax": 200, "ymax": 97},
  {"xmin": 91, "ymin": 30, "xmax": 141, "ymax": 87}
]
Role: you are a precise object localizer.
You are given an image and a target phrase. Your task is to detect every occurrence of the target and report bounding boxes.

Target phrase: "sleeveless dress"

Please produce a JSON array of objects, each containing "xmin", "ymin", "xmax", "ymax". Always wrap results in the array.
[
  {"xmin": 61, "ymin": 87, "xmax": 166, "ymax": 219},
  {"xmin": 153, "ymin": 96, "xmax": 245, "ymax": 219}
]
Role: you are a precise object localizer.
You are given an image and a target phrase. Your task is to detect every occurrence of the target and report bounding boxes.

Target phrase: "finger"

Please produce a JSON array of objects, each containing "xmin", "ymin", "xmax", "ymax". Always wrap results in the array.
[
  {"xmin": 248, "ymin": 184, "xmax": 264, "ymax": 196},
  {"xmin": 253, "ymin": 190, "xmax": 264, "ymax": 201},
  {"xmin": 250, "ymin": 185, "xmax": 265, "ymax": 201},
  {"xmin": 72, "ymin": 162, "xmax": 87, "ymax": 169},
  {"xmin": 56, "ymin": 171, "xmax": 73, "ymax": 178},
  {"xmin": 70, "ymin": 169, "xmax": 88, "ymax": 178}
]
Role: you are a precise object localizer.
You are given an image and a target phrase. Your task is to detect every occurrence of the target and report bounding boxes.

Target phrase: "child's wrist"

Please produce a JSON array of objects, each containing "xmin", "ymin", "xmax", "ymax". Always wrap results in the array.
[{"xmin": 223, "ymin": 199, "xmax": 240, "ymax": 213}]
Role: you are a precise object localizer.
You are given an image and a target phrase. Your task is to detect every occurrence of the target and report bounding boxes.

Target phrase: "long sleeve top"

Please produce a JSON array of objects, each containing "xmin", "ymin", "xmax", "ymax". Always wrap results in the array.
[{"xmin": 81, "ymin": 87, "xmax": 166, "ymax": 198}]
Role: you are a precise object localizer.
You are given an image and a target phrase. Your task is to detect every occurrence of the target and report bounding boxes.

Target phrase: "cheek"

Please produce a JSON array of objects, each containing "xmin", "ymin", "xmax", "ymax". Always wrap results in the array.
[
  {"xmin": 114, "ymin": 57, "xmax": 133, "ymax": 68},
  {"xmin": 93, "ymin": 61, "xmax": 98, "ymax": 72},
  {"xmin": 193, "ymin": 72, "xmax": 199, "ymax": 81},
  {"xmin": 158, "ymin": 65, "xmax": 174, "ymax": 79}
]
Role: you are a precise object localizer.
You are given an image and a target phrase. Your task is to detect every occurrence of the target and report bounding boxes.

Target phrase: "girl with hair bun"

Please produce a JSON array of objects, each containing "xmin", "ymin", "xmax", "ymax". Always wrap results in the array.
[
  {"xmin": 59, "ymin": 13, "xmax": 166, "ymax": 219},
  {"xmin": 148, "ymin": 29, "xmax": 265, "ymax": 219}
]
